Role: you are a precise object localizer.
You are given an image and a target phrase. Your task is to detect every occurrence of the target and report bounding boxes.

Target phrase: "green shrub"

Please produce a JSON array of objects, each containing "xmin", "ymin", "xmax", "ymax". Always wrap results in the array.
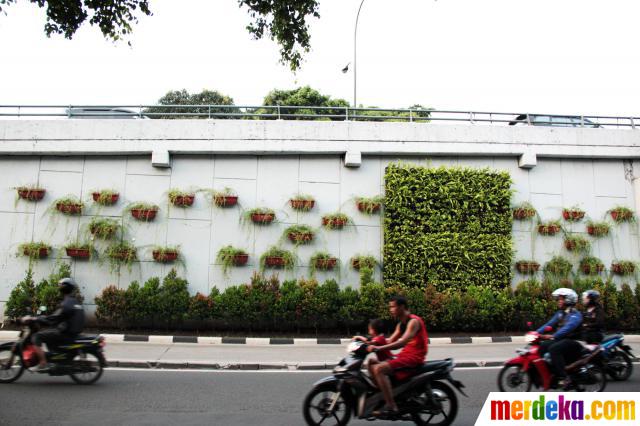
[
  {"xmin": 95, "ymin": 285, "xmax": 127, "ymax": 326},
  {"xmin": 275, "ymin": 279, "xmax": 304, "ymax": 328},
  {"xmin": 156, "ymin": 269, "xmax": 190, "ymax": 326},
  {"xmin": 187, "ymin": 293, "xmax": 214, "ymax": 321},
  {"xmin": 357, "ymin": 282, "xmax": 387, "ymax": 320},
  {"xmin": 5, "ymin": 269, "xmax": 37, "ymax": 320},
  {"xmin": 617, "ymin": 283, "xmax": 639, "ymax": 330},
  {"xmin": 314, "ymin": 279, "xmax": 341, "ymax": 330}
]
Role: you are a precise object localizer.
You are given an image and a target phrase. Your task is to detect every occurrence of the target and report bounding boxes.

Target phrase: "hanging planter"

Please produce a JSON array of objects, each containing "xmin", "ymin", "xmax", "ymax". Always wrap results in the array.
[
  {"xmin": 310, "ymin": 252, "xmax": 339, "ymax": 274},
  {"xmin": 168, "ymin": 189, "xmax": 195, "ymax": 207},
  {"xmin": 128, "ymin": 202, "xmax": 159, "ymax": 222},
  {"xmin": 16, "ymin": 186, "xmax": 46, "ymax": 201},
  {"xmin": 88, "ymin": 217, "xmax": 120, "ymax": 240},
  {"xmin": 586, "ymin": 221, "xmax": 610, "ymax": 237},
  {"xmin": 543, "ymin": 256, "xmax": 573, "ymax": 278},
  {"xmin": 512, "ymin": 202, "xmax": 536, "ymax": 220},
  {"xmin": 579, "ymin": 256, "xmax": 605, "ymax": 275},
  {"xmin": 284, "ymin": 224, "xmax": 315, "ymax": 246},
  {"xmin": 350, "ymin": 255, "xmax": 377, "ymax": 271},
  {"xmin": 152, "ymin": 246, "xmax": 180, "ymax": 263},
  {"xmin": 322, "ymin": 212, "xmax": 352, "ymax": 230},
  {"xmin": 356, "ymin": 196, "xmax": 383, "ymax": 215},
  {"xmin": 216, "ymin": 246, "xmax": 249, "ymax": 276},
  {"xmin": 105, "ymin": 242, "xmax": 137, "ymax": 272},
  {"xmin": 289, "ymin": 194, "xmax": 315, "ymax": 212},
  {"xmin": 537, "ymin": 221, "xmax": 561, "ymax": 236},
  {"xmin": 65, "ymin": 243, "xmax": 93, "ymax": 260},
  {"xmin": 515, "ymin": 260, "xmax": 540, "ymax": 275},
  {"xmin": 211, "ymin": 188, "xmax": 238, "ymax": 208},
  {"xmin": 19, "ymin": 242, "xmax": 50, "ymax": 260},
  {"xmin": 54, "ymin": 197, "xmax": 84, "ymax": 215},
  {"xmin": 243, "ymin": 208, "xmax": 276, "ymax": 225},
  {"xmin": 563, "ymin": 234, "xmax": 590, "ymax": 254},
  {"xmin": 91, "ymin": 190, "xmax": 119, "ymax": 206},
  {"xmin": 259, "ymin": 246, "xmax": 296, "ymax": 270},
  {"xmin": 609, "ymin": 206, "xmax": 635, "ymax": 223},
  {"xmin": 611, "ymin": 261, "xmax": 636, "ymax": 276},
  {"xmin": 562, "ymin": 207, "xmax": 585, "ymax": 222}
]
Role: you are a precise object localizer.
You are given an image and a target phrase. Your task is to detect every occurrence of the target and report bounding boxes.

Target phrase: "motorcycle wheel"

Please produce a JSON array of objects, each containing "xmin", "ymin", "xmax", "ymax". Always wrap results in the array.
[
  {"xmin": 69, "ymin": 351, "xmax": 104, "ymax": 385},
  {"xmin": 302, "ymin": 383, "xmax": 351, "ymax": 426},
  {"xmin": 0, "ymin": 346, "xmax": 24, "ymax": 384},
  {"xmin": 497, "ymin": 365, "xmax": 532, "ymax": 392},
  {"xmin": 411, "ymin": 381, "xmax": 458, "ymax": 426},
  {"xmin": 607, "ymin": 351, "xmax": 633, "ymax": 381},
  {"xmin": 575, "ymin": 365, "xmax": 606, "ymax": 392}
]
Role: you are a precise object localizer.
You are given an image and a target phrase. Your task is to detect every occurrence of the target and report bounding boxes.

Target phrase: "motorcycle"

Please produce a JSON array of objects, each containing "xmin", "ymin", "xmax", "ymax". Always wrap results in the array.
[
  {"xmin": 497, "ymin": 329, "xmax": 606, "ymax": 392},
  {"xmin": 302, "ymin": 340, "xmax": 466, "ymax": 426},
  {"xmin": 600, "ymin": 334, "xmax": 636, "ymax": 381},
  {"xmin": 0, "ymin": 314, "xmax": 106, "ymax": 385}
]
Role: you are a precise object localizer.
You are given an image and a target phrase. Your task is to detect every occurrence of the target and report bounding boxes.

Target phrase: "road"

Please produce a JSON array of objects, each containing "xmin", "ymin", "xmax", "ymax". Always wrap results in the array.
[{"xmin": 1, "ymin": 367, "xmax": 638, "ymax": 426}]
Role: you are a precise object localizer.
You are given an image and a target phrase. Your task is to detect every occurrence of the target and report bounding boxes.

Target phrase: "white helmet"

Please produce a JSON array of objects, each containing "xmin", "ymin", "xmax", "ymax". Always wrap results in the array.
[{"xmin": 552, "ymin": 288, "xmax": 578, "ymax": 305}]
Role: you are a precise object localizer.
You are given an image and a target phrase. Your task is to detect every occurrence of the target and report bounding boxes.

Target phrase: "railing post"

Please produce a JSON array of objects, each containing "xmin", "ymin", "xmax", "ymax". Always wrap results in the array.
[
  {"xmin": 277, "ymin": 105, "xmax": 281, "ymax": 120},
  {"xmin": 470, "ymin": 112, "xmax": 475, "ymax": 124},
  {"xmin": 139, "ymin": 105, "xmax": 143, "ymax": 118},
  {"xmin": 67, "ymin": 105, "xmax": 72, "ymax": 118},
  {"xmin": 580, "ymin": 115, "xmax": 584, "ymax": 127},
  {"xmin": 630, "ymin": 117, "xmax": 635, "ymax": 129},
  {"xmin": 208, "ymin": 105, "xmax": 211, "ymax": 119},
  {"xmin": 409, "ymin": 109, "xmax": 413, "ymax": 122},
  {"xmin": 345, "ymin": 107, "xmax": 349, "ymax": 121}
]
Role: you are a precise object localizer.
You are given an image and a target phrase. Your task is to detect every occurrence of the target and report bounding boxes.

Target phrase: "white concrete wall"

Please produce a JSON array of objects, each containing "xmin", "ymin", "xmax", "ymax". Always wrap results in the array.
[{"xmin": 0, "ymin": 119, "xmax": 639, "ymax": 317}]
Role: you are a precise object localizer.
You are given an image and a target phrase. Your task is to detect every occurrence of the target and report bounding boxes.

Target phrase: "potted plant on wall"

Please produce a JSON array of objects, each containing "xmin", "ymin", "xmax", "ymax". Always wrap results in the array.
[
  {"xmin": 563, "ymin": 234, "xmax": 591, "ymax": 254},
  {"xmin": 356, "ymin": 195, "xmax": 383, "ymax": 215},
  {"xmin": 260, "ymin": 246, "xmax": 296, "ymax": 270},
  {"xmin": 88, "ymin": 217, "xmax": 120, "ymax": 240},
  {"xmin": 53, "ymin": 196, "xmax": 84, "ymax": 215},
  {"xmin": 310, "ymin": 251, "xmax": 339, "ymax": 274},
  {"xmin": 289, "ymin": 194, "xmax": 315, "ymax": 211},
  {"xmin": 515, "ymin": 260, "xmax": 540, "ymax": 275},
  {"xmin": 609, "ymin": 206, "xmax": 635, "ymax": 223},
  {"xmin": 579, "ymin": 256, "xmax": 605, "ymax": 275},
  {"xmin": 216, "ymin": 245, "xmax": 249, "ymax": 276},
  {"xmin": 105, "ymin": 241, "xmax": 137, "ymax": 271},
  {"xmin": 586, "ymin": 220, "xmax": 610, "ymax": 237},
  {"xmin": 537, "ymin": 220, "xmax": 561, "ymax": 236},
  {"xmin": 543, "ymin": 255, "xmax": 573, "ymax": 278},
  {"xmin": 127, "ymin": 202, "xmax": 159, "ymax": 222},
  {"xmin": 152, "ymin": 246, "xmax": 180, "ymax": 263},
  {"xmin": 350, "ymin": 254, "xmax": 377, "ymax": 270},
  {"xmin": 283, "ymin": 224, "xmax": 315, "ymax": 246},
  {"xmin": 18, "ymin": 242, "xmax": 51, "ymax": 260},
  {"xmin": 15, "ymin": 185, "xmax": 46, "ymax": 202},
  {"xmin": 322, "ymin": 212, "xmax": 352, "ymax": 230},
  {"xmin": 562, "ymin": 207, "xmax": 585, "ymax": 222},
  {"xmin": 512, "ymin": 202, "xmax": 537, "ymax": 220},
  {"xmin": 243, "ymin": 207, "xmax": 276, "ymax": 225},
  {"xmin": 611, "ymin": 260, "xmax": 636, "ymax": 276},
  {"xmin": 64, "ymin": 241, "xmax": 94, "ymax": 260},
  {"xmin": 168, "ymin": 189, "xmax": 195, "ymax": 207},
  {"xmin": 91, "ymin": 189, "xmax": 119, "ymax": 206},
  {"xmin": 210, "ymin": 187, "xmax": 238, "ymax": 208}
]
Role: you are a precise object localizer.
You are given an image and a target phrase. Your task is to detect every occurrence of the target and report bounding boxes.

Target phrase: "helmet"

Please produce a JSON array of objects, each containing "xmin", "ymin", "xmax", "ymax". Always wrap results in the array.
[
  {"xmin": 552, "ymin": 288, "xmax": 578, "ymax": 306},
  {"xmin": 58, "ymin": 277, "xmax": 77, "ymax": 295},
  {"xmin": 582, "ymin": 289, "xmax": 600, "ymax": 306}
]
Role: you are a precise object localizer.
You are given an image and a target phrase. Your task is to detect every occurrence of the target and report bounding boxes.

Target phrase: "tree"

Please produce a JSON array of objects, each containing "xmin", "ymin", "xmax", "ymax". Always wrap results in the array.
[
  {"xmin": 257, "ymin": 86, "xmax": 349, "ymax": 120},
  {"xmin": 0, "ymin": 0, "xmax": 319, "ymax": 71},
  {"xmin": 144, "ymin": 89, "xmax": 235, "ymax": 119}
]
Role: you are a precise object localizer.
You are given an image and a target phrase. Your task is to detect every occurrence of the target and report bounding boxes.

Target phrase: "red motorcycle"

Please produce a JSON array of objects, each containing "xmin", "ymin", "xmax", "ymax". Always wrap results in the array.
[{"xmin": 497, "ymin": 328, "xmax": 607, "ymax": 392}]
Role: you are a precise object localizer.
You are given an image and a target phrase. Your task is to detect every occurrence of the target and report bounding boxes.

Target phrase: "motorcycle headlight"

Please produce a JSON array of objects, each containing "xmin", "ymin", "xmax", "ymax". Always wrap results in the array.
[{"xmin": 525, "ymin": 333, "xmax": 539, "ymax": 343}]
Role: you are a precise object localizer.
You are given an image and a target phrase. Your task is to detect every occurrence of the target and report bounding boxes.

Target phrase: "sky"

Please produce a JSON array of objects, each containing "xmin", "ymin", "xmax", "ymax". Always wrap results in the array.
[{"xmin": 1, "ymin": 0, "xmax": 639, "ymax": 116}]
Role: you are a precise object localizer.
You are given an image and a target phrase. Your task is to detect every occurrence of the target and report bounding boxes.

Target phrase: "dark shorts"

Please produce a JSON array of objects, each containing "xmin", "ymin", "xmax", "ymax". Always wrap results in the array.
[{"xmin": 32, "ymin": 329, "xmax": 73, "ymax": 348}]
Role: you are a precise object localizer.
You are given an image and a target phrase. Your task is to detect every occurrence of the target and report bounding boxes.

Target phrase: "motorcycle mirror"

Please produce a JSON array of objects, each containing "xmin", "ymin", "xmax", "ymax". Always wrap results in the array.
[
  {"xmin": 526, "ymin": 321, "xmax": 533, "ymax": 330},
  {"xmin": 37, "ymin": 305, "xmax": 47, "ymax": 314}
]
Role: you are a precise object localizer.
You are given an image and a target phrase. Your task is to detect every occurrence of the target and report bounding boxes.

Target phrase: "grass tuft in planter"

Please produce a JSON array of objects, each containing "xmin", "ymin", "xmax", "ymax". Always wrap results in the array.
[
  {"xmin": 260, "ymin": 246, "xmax": 296, "ymax": 271},
  {"xmin": 563, "ymin": 234, "xmax": 591, "ymax": 254},
  {"xmin": 543, "ymin": 256, "xmax": 573, "ymax": 278},
  {"xmin": 88, "ymin": 217, "xmax": 120, "ymax": 240},
  {"xmin": 322, "ymin": 212, "xmax": 352, "ymax": 230},
  {"xmin": 283, "ymin": 224, "xmax": 315, "ymax": 246},
  {"xmin": 18, "ymin": 242, "xmax": 51, "ymax": 260},
  {"xmin": 105, "ymin": 241, "xmax": 137, "ymax": 272},
  {"xmin": 52, "ymin": 196, "xmax": 84, "ymax": 215},
  {"xmin": 355, "ymin": 195, "xmax": 383, "ymax": 215},
  {"xmin": 537, "ymin": 220, "xmax": 561, "ymax": 236},
  {"xmin": 168, "ymin": 189, "xmax": 195, "ymax": 207},
  {"xmin": 127, "ymin": 202, "xmax": 159, "ymax": 222},
  {"xmin": 309, "ymin": 251, "xmax": 339, "ymax": 274},
  {"xmin": 350, "ymin": 254, "xmax": 377, "ymax": 270},
  {"xmin": 579, "ymin": 256, "xmax": 605, "ymax": 275},
  {"xmin": 515, "ymin": 260, "xmax": 540, "ymax": 275},
  {"xmin": 586, "ymin": 220, "xmax": 610, "ymax": 237},
  {"xmin": 152, "ymin": 246, "xmax": 180, "ymax": 263},
  {"xmin": 609, "ymin": 206, "xmax": 635, "ymax": 224},
  {"xmin": 512, "ymin": 202, "xmax": 536, "ymax": 220},
  {"xmin": 611, "ymin": 261, "xmax": 636, "ymax": 276},
  {"xmin": 216, "ymin": 245, "xmax": 249, "ymax": 276},
  {"xmin": 289, "ymin": 194, "xmax": 315, "ymax": 211},
  {"xmin": 562, "ymin": 207, "xmax": 585, "ymax": 222},
  {"xmin": 242, "ymin": 207, "xmax": 276, "ymax": 225},
  {"xmin": 91, "ymin": 189, "xmax": 119, "ymax": 206}
]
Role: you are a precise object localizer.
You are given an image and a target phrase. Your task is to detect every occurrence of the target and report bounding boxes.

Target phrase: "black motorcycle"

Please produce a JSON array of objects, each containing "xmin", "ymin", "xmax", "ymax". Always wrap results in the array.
[
  {"xmin": 0, "ymin": 317, "xmax": 106, "ymax": 385},
  {"xmin": 302, "ymin": 341, "xmax": 466, "ymax": 426},
  {"xmin": 600, "ymin": 334, "xmax": 636, "ymax": 381}
]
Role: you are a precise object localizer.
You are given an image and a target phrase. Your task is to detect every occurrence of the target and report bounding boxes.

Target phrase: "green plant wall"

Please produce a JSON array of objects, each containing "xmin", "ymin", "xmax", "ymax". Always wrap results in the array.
[{"xmin": 383, "ymin": 164, "xmax": 513, "ymax": 290}]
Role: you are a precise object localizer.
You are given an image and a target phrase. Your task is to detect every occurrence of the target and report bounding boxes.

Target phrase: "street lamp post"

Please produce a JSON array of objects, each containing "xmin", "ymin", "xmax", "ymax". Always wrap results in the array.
[{"xmin": 353, "ymin": 0, "xmax": 366, "ymax": 108}]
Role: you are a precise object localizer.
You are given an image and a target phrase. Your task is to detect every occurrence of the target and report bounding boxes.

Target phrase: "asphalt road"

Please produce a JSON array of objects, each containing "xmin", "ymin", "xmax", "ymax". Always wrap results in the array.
[{"xmin": 1, "ymin": 367, "xmax": 638, "ymax": 426}]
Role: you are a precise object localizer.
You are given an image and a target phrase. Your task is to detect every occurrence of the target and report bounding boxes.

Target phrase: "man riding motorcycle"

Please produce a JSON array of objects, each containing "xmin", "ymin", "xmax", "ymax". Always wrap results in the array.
[
  {"xmin": 580, "ymin": 290, "xmax": 605, "ymax": 344},
  {"xmin": 537, "ymin": 288, "xmax": 583, "ymax": 389},
  {"xmin": 364, "ymin": 295, "xmax": 429, "ymax": 419},
  {"xmin": 21, "ymin": 278, "xmax": 85, "ymax": 372}
]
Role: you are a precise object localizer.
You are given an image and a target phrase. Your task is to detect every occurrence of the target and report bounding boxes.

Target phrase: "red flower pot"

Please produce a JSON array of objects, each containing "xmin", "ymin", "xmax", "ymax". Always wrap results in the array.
[
  {"xmin": 171, "ymin": 195, "xmax": 195, "ymax": 207},
  {"xmin": 17, "ymin": 189, "xmax": 45, "ymax": 201},
  {"xmin": 322, "ymin": 217, "xmax": 348, "ymax": 228},
  {"xmin": 66, "ymin": 248, "xmax": 91, "ymax": 259},
  {"xmin": 538, "ymin": 225, "xmax": 560, "ymax": 236},
  {"xmin": 23, "ymin": 247, "xmax": 49, "ymax": 258},
  {"xmin": 288, "ymin": 232, "xmax": 314, "ymax": 244},
  {"xmin": 516, "ymin": 262, "xmax": 540, "ymax": 274},
  {"xmin": 611, "ymin": 263, "xmax": 634, "ymax": 275},
  {"xmin": 131, "ymin": 208, "xmax": 157, "ymax": 221},
  {"xmin": 351, "ymin": 258, "xmax": 375, "ymax": 270},
  {"xmin": 153, "ymin": 250, "xmax": 178, "ymax": 263},
  {"xmin": 111, "ymin": 250, "xmax": 135, "ymax": 261},
  {"xmin": 581, "ymin": 264, "xmax": 603, "ymax": 275},
  {"xmin": 357, "ymin": 202, "xmax": 381, "ymax": 213},
  {"xmin": 562, "ymin": 210, "xmax": 585, "ymax": 221},
  {"xmin": 611, "ymin": 210, "xmax": 632, "ymax": 222},
  {"xmin": 92, "ymin": 192, "xmax": 119, "ymax": 205},
  {"xmin": 264, "ymin": 256, "xmax": 286, "ymax": 268},
  {"xmin": 513, "ymin": 208, "xmax": 535, "ymax": 220},
  {"xmin": 56, "ymin": 203, "xmax": 83, "ymax": 215},
  {"xmin": 290, "ymin": 199, "xmax": 315, "ymax": 210},
  {"xmin": 564, "ymin": 240, "xmax": 576, "ymax": 250},
  {"xmin": 314, "ymin": 258, "xmax": 337, "ymax": 270},
  {"xmin": 214, "ymin": 195, "xmax": 238, "ymax": 207},
  {"xmin": 251, "ymin": 213, "xmax": 275, "ymax": 224},
  {"xmin": 232, "ymin": 254, "xmax": 249, "ymax": 266},
  {"xmin": 89, "ymin": 224, "xmax": 116, "ymax": 239}
]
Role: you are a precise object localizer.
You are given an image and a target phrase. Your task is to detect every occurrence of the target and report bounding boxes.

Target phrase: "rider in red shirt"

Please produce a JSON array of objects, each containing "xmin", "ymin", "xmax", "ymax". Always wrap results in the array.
[{"xmin": 367, "ymin": 295, "xmax": 429, "ymax": 418}]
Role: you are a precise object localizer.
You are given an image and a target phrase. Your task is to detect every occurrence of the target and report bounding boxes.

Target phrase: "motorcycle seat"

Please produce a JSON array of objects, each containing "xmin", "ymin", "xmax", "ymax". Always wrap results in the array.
[
  {"xmin": 602, "ymin": 334, "xmax": 623, "ymax": 343},
  {"xmin": 395, "ymin": 360, "xmax": 451, "ymax": 374},
  {"xmin": 73, "ymin": 335, "xmax": 100, "ymax": 342}
]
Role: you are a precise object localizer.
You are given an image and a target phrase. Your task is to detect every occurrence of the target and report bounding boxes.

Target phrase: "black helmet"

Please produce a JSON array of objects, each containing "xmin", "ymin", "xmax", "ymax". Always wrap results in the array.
[
  {"xmin": 58, "ymin": 277, "xmax": 77, "ymax": 295},
  {"xmin": 582, "ymin": 289, "xmax": 600, "ymax": 306}
]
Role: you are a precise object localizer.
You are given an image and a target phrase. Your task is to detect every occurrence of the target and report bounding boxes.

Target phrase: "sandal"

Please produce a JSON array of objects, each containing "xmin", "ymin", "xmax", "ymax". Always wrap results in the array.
[{"xmin": 373, "ymin": 407, "xmax": 400, "ymax": 419}]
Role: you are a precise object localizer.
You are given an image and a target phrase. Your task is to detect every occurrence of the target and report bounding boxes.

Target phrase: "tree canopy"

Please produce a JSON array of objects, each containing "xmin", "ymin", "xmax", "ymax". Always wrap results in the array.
[
  {"xmin": 0, "ymin": 0, "xmax": 319, "ymax": 70},
  {"xmin": 143, "ymin": 89, "xmax": 235, "ymax": 119}
]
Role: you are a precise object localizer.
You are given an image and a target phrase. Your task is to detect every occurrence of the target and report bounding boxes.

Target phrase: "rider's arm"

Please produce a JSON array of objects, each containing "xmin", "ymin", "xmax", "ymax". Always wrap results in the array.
[
  {"xmin": 536, "ymin": 312, "xmax": 560, "ymax": 334},
  {"xmin": 376, "ymin": 319, "xmax": 419, "ymax": 352},
  {"xmin": 38, "ymin": 305, "xmax": 71, "ymax": 326},
  {"xmin": 386, "ymin": 323, "xmax": 402, "ymax": 344},
  {"xmin": 553, "ymin": 311, "xmax": 583, "ymax": 339}
]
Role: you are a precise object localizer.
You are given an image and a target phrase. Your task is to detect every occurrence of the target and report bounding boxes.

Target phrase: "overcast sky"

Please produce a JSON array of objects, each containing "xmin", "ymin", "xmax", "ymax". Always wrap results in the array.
[{"xmin": 1, "ymin": 0, "xmax": 639, "ymax": 116}]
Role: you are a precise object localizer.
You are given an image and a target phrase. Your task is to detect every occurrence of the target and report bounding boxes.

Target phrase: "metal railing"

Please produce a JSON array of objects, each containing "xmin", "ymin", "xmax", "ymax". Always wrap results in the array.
[{"xmin": 0, "ymin": 105, "xmax": 638, "ymax": 128}]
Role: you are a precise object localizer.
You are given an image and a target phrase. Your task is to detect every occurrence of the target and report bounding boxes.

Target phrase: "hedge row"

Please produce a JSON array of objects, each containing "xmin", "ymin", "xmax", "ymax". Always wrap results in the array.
[{"xmin": 384, "ymin": 164, "xmax": 513, "ymax": 290}]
